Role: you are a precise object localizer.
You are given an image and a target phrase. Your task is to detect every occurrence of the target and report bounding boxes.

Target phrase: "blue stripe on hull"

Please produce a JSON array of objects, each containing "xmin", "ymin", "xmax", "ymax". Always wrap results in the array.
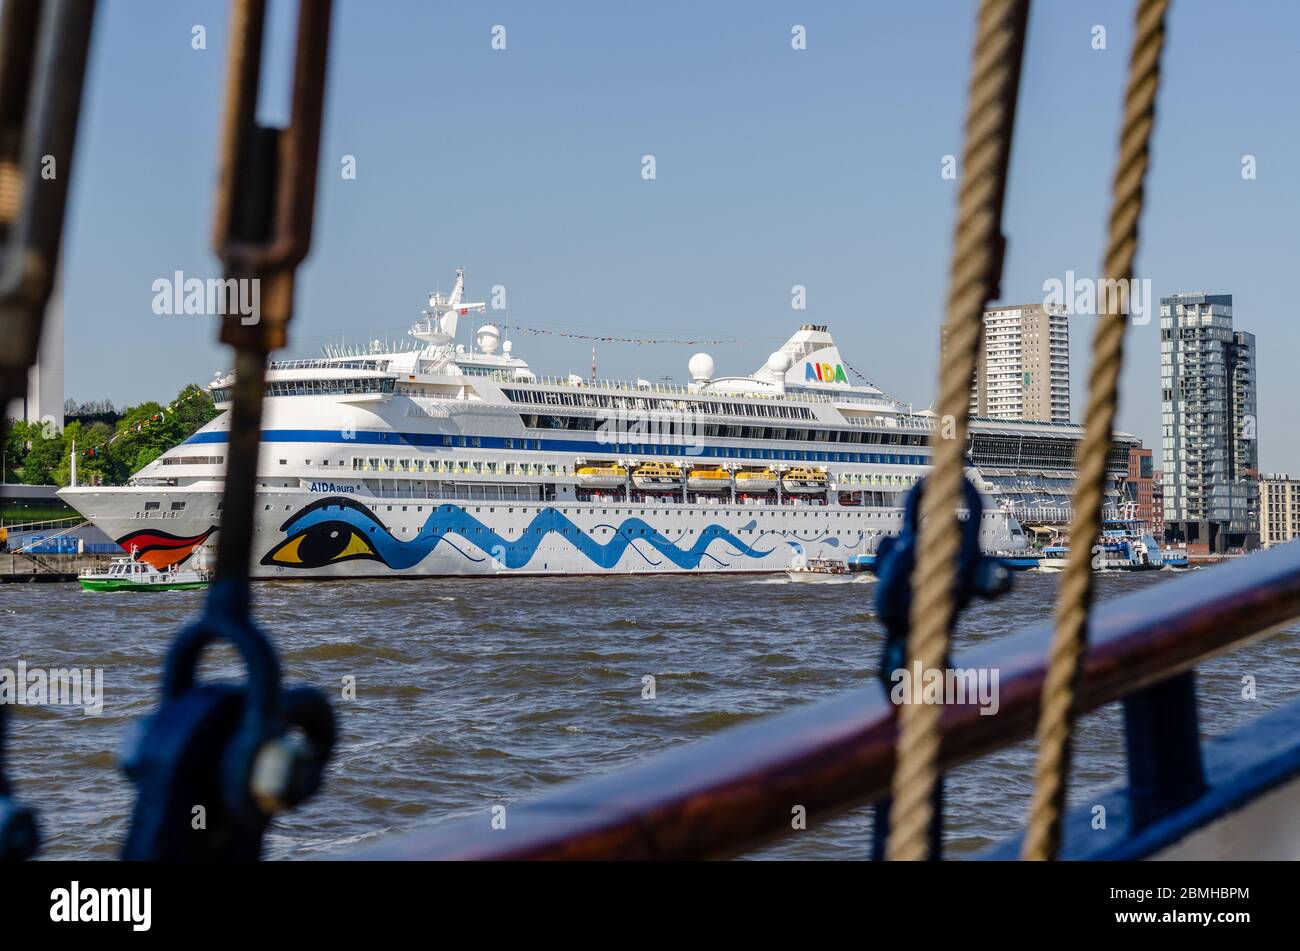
[{"xmin": 186, "ymin": 428, "xmax": 927, "ymax": 467}]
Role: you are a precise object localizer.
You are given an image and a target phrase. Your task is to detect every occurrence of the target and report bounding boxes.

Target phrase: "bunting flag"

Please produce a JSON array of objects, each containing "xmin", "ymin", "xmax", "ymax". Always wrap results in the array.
[
  {"xmin": 78, "ymin": 388, "xmax": 209, "ymax": 457},
  {"xmin": 841, "ymin": 358, "xmax": 875, "ymax": 386}
]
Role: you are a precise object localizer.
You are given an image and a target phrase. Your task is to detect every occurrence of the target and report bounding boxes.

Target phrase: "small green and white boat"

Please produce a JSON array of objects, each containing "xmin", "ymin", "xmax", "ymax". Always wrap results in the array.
[{"xmin": 78, "ymin": 557, "xmax": 211, "ymax": 592}]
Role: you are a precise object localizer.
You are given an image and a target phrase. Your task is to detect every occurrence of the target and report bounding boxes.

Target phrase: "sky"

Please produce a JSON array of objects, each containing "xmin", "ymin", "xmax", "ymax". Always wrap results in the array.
[{"xmin": 54, "ymin": 0, "xmax": 1300, "ymax": 469}]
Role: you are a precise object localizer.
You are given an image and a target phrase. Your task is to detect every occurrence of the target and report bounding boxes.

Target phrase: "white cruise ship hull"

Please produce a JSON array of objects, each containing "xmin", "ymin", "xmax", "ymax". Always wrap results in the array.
[{"xmin": 59, "ymin": 483, "xmax": 1026, "ymax": 579}]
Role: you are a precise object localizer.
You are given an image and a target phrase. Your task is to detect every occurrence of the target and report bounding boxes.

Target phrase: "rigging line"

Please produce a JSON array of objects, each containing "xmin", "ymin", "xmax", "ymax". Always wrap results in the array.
[
  {"xmin": 885, "ymin": 0, "xmax": 1030, "ymax": 862},
  {"xmin": 1022, "ymin": 0, "xmax": 1170, "ymax": 862},
  {"xmin": 514, "ymin": 327, "xmax": 745, "ymax": 345}
]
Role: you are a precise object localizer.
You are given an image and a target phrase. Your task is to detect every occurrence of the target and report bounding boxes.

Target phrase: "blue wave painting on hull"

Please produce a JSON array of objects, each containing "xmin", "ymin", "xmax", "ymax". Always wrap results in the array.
[{"xmin": 261, "ymin": 497, "xmax": 778, "ymax": 571}]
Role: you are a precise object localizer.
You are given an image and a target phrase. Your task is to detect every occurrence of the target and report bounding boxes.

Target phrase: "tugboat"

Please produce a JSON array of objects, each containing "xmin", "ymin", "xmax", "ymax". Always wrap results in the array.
[{"xmin": 78, "ymin": 554, "xmax": 211, "ymax": 592}]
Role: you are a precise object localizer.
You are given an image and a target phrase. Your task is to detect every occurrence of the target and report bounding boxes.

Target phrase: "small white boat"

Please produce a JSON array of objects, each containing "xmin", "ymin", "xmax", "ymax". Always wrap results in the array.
[
  {"xmin": 786, "ymin": 557, "xmax": 852, "ymax": 582},
  {"xmin": 734, "ymin": 468, "xmax": 778, "ymax": 492},
  {"xmin": 686, "ymin": 467, "xmax": 732, "ymax": 492},
  {"xmin": 781, "ymin": 466, "xmax": 828, "ymax": 494},
  {"xmin": 79, "ymin": 557, "xmax": 211, "ymax": 592},
  {"xmin": 632, "ymin": 462, "xmax": 684, "ymax": 490},
  {"xmin": 575, "ymin": 463, "xmax": 627, "ymax": 489}
]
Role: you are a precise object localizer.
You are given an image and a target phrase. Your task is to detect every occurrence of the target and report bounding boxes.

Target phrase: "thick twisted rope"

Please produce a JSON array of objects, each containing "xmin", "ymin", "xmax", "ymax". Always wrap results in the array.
[
  {"xmin": 1022, "ymin": 0, "xmax": 1170, "ymax": 861},
  {"xmin": 884, "ymin": 0, "xmax": 1029, "ymax": 861}
]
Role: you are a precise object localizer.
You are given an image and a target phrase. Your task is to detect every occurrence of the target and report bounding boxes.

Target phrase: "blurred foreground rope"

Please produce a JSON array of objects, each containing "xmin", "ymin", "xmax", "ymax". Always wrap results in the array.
[
  {"xmin": 1022, "ymin": 0, "xmax": 1170, "ymax": 861},
  {"xmin": 885, "ymin": 0, "xmax": 1030, "ymax": 861}
]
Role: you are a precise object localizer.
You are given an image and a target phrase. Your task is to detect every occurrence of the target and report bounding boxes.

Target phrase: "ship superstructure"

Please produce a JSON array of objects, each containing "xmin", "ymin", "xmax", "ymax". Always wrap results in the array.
[{"xmin": 60, "ymin": 270, "xmax": 1138, "ymax": 579}]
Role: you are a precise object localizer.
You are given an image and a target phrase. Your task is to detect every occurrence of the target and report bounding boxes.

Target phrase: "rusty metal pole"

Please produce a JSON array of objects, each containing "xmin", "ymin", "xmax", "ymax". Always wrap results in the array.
[{"xmin": 210, "ymin": 0, "xmax": 331, "ymax": 591}]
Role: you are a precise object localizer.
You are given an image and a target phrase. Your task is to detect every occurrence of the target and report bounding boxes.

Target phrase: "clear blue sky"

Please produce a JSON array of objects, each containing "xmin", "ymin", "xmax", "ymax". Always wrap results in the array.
[{"xmin": 61, "ymin": 0, "xmax": 1300, "ymax": 469}]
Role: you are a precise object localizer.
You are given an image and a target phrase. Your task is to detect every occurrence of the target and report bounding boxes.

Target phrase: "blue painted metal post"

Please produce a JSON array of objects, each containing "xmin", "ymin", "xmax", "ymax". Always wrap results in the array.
[
  {"xmin": 868, "ymin": 478, "xmax": 1012, "ymax": 860},
  {"xmin": 1122, "ymin": 671, "xmax": 1206, "ymax": 828}
]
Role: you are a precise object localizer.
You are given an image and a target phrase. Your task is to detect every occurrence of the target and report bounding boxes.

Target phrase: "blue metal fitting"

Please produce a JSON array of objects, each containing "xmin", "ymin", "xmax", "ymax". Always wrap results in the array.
[
  {"xmin": 0, "ymin": 707, "xmax": 38, "ymax": 861},
  {"xmin": 870, "ymin": 476, "xmax": 1013, "ymax": 860},
  {"xmin": 120, "ymin": 578, "xmax": 335, "ymax": 860}
]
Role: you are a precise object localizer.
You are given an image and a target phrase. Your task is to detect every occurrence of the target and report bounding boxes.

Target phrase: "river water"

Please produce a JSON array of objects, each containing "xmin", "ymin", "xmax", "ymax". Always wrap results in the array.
[{"xmin": 2, "ymin": 568, "xmax": 1296, "ymax": 859}]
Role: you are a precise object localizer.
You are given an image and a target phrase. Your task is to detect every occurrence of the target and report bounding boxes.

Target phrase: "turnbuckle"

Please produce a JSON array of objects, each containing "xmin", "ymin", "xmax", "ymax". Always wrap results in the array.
[{"xmin": 120, "ymin": 0, "xmax": 335, "ymax": 860}]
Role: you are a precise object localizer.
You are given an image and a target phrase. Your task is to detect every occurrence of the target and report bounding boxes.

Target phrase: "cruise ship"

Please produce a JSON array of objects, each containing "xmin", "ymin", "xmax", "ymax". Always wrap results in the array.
[{"xmin": 60, "ymin": 270, "xmax": 1138, "ymax": 580}]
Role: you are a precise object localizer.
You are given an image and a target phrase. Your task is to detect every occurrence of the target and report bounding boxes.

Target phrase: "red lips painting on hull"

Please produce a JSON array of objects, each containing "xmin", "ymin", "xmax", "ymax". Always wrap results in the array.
[{"xmin": 115, "ymin": 526, "xmax": 216, "ymax": 569}]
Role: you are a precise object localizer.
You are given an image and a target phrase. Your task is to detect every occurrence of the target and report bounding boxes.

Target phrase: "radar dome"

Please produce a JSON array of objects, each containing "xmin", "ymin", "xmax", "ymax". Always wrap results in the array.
[
  {"xmin": 766, "ymin": 351, "xmax": 793, "ymax": 375},
  {"xmin": 688, "ymin": 353, "xmax": 715, "ymax": 382},
  {"xmin": 476, "ymin": 324, "xmax": 501, "ymax": 354}
]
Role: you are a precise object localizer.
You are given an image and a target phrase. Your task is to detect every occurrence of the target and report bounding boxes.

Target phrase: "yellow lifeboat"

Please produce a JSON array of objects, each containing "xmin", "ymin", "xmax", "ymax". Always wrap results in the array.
[
  {"xmin": 575, "ymin": 462, "xmax": 627, "ymax": 489},
  {"xmin": 632, "ymin": 461, "xmax": 684, "ymax": 490},
  {"xmin": 686, "ymin": 466, "xmax": 732, "ymax": 492},
  {"xmin": 782, "ymin": 466, "xmax": 828, "ymax": 494},
  {"xmin": 734, "ymin": 468, "xmax": 778, "ymax": 492}
]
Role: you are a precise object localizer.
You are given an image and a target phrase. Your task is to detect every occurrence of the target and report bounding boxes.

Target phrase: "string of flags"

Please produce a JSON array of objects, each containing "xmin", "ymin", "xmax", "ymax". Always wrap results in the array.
[
  {"xmin": 840, "ymin": 358, "xmax": 875, "ymax": 386},
  {"xmin": 515, "ymin": 326, "xmax": 745, "ymax": 346},
  {"xmin": 79, "ymin": 389, "xmax": 208, "ymax": 458}
]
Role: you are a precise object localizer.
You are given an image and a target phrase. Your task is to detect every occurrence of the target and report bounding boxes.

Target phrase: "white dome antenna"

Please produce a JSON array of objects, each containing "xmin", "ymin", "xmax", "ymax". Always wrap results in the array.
[
  {"xmin": 476, "ymin": 323, "xmax": 501, "ymax": 354},
  {"xmin": 688, "ymin": 352, "xmax": 715, "ymax": 382},
  {"xmin": 766, "ymin": 351, "xmax": 793, "ymax": 375}
]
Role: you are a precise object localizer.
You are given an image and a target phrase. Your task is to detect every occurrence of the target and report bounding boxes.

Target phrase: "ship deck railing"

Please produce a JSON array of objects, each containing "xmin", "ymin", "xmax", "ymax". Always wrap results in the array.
[
  {"xmin": 268, "ymin": 358, "xmax": 395, "ymax": 372},
  {"xmin": 346, "ymin": 540, "xmax": 1300, "ymax": 861}
]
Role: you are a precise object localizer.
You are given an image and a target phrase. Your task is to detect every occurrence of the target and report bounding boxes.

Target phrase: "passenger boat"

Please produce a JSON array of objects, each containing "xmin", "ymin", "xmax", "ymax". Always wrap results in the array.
[
  {"xmin": 78, "ymin": 557, "xmax": 210, "ymax": 592},
  {"xmin": 574, "ymin": 462, "xmax": 627, "ymax": 489},
  {"xmin": 1096, "ymin": 519, "xmax": 1164, "ymax": 570},
  {"xmin": 1037, "ymin": 545, "xmax": 1069, "ymax": 572},
  {"xmin": 55, "ymin": 270, "xmax": 1156, "ymax": 580},
  {"xmin": 786, "ymin": 556, "xmax": 852, "ymax": 581},
  {"xmin": 998, "ymin": 552, "xmax": 1043, "ymax": 571},
  {"xmin": 685, "ymin": 467, "xmax": 731, "ymax": 492},
  {"xmin": 631, "ymin": 462, "xmax": 684, "ymax": 491},
  {"xmin": 781, "ymin": 466, "xmax": 828, "ymax": 494}
]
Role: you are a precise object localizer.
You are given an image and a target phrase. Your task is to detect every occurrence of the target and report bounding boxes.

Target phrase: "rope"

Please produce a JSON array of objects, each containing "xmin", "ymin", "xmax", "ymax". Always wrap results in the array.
[
  {"xmin": 885, "ymin": 0, "xmax": 1029, "ymax": 861},
  {"xmin": 1022, "ymin": 0, "xmax": 1170, "ymax": 861}
]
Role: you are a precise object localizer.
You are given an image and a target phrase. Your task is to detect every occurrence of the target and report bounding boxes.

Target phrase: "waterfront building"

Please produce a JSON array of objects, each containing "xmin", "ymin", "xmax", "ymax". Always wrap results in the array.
[
  {"xmin": 1123, "ymin": 447, "xmax": 1156, "ymax": 525},
  {"xmin": 943, "ymin": 303, "xmax": 1070, "ymax": 424},
  {"xmin": 1260, "ymin": 473, "xmax": 1300, "ymax": 549},
  {"xmin": 1160, "ymin": 292, "xmax": 1258, "ymax": 553}
]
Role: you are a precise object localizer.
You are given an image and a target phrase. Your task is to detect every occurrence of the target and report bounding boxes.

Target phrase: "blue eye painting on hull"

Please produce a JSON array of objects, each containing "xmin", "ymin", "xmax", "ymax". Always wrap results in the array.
[{"xmin": 261, "ymin": 496, "xmax": 778, "ymax": 571}]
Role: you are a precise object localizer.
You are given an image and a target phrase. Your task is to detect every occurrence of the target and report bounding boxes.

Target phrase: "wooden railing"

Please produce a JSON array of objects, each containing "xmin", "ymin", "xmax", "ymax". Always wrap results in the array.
[{"xmin": 349, "ymin": 542, "xmax": 1300, "ymax": 860}]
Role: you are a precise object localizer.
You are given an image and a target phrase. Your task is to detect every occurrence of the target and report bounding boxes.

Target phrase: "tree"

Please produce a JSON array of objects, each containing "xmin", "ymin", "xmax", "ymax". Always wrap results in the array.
[
  {"xmin": 2, "ymin": 383, "xmax": 218, "ymax": 486},
  {"xmin": 14, "ymin": 419, "xmax": 64, "ymax": 485}
]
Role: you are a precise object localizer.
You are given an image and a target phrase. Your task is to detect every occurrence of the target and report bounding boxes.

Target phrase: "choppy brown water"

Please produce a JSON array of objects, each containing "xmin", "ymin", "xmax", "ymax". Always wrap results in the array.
[{"xmin": 2, "ymin": 569, "xmax": 1296, "ymax": 859}]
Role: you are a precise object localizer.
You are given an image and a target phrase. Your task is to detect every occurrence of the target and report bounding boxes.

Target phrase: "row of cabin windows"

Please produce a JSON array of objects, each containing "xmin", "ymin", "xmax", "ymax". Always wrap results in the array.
[
  {"xmin": 520, "ymin": 413, "xmax": 922, "ymax": 445},
  {"xmin": 503, "ymin": 389, "xmax": 816, "ymax": 420}
]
